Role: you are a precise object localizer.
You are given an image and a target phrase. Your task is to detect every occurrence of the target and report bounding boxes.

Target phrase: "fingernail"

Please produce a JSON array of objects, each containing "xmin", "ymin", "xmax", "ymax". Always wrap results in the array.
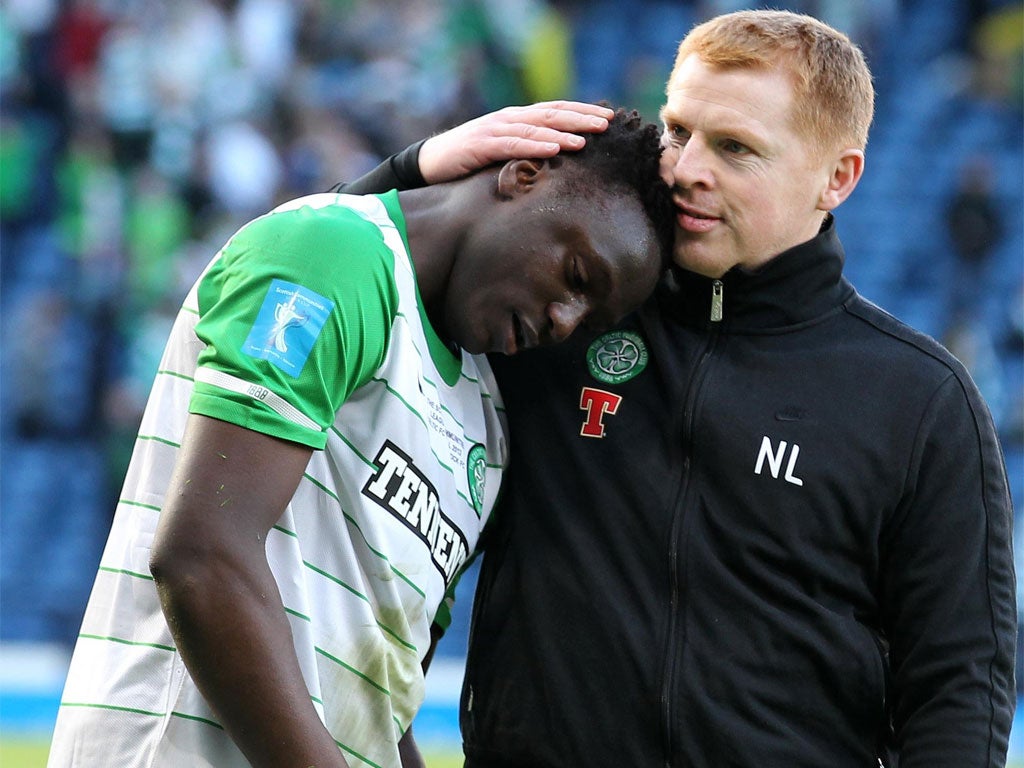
[{"xmin": 589, "ymin": 117, "xmax": 607, "ymax": 128}]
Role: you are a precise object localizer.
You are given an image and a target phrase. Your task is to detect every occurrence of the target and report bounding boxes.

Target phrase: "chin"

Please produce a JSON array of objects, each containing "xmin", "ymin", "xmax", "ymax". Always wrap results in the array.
[
  {"xmin": 456, "ymin": 335, "xmax": 487, "ymax": 356},
  {"xmin": 674, "ymin": 248, "xmax": 729, "ymax": 278}
]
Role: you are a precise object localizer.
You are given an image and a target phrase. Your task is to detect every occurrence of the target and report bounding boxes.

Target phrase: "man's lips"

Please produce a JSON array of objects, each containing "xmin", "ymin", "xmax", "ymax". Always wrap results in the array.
[
  {"xmin": 675, "ymin": 201, "xmax": 720, "ymax": 233},
  {"xmin": 511, "ymin": 312, "xmax": 538, "ymax": 354}
]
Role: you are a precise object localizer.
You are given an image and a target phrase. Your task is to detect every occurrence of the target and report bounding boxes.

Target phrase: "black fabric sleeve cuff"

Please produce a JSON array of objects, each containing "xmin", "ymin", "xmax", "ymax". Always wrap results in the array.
[{"xmin": 328, "ymin": 138, "xmax": 428, "ymax": 195}]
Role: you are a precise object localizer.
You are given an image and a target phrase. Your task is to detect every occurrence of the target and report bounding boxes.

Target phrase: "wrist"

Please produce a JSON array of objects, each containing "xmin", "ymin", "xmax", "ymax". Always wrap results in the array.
[{"xmin": 393, "ymin": 138, "xmax": 428, "ymax": 188}]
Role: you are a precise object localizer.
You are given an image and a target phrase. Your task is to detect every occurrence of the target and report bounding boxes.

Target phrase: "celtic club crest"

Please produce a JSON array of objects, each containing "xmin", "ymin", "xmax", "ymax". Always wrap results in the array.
[
  {"xmin": 586, "ymin": 331, "xmax": 648, "ymax": 384},
  {"xmin": 467, "ymin": 443, "xmax": 487, "ymax": 515}
]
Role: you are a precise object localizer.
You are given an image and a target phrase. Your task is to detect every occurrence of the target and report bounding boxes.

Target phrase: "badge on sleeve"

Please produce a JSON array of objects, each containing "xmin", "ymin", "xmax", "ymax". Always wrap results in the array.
[{"xmin": 243, "ymin": 279, "xmax": 334, "ymax": 377}]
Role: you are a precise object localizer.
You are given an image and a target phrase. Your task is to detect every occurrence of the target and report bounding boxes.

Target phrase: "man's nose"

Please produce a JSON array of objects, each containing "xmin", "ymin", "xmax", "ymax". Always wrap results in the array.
[
  {"xmin": 667, "ymin": 139, "xmax": 713, "ymax": 189},
  {"xmin": 545, "ymin": 299, "xmax": 588, "ymax": 343}
]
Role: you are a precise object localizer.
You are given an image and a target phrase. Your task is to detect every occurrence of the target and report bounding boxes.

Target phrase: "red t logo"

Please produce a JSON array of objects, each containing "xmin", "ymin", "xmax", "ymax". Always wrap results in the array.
[{"xmin": 580, "ymin": 387, "xmax": 622, "ymax": 438}]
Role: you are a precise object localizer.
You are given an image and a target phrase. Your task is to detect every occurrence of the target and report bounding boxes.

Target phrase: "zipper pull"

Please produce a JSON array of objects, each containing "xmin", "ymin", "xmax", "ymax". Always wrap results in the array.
[{"xmin": 710, "ymin": 279, "xmax": 724, "ymax": 322}]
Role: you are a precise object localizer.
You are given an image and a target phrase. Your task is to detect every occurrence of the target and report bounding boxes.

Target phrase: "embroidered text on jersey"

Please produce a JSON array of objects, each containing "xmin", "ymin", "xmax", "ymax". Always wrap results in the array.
[
  {"xmin": 362, "ymin": 440, "xmax": 470, "ymax": 583},
  {"xmin": 243, "ymin": 279, "xmax": 334, "ymax": 377},
  {"xmin": 586, "ymin": 331, "xmax": 648, "ymax": 384}
]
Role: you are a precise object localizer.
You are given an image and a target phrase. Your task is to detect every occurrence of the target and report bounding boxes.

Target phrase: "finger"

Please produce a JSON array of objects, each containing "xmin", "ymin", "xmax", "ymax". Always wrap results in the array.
[
  {"xmin": 500, "ymin": 109, "xmax": 610, "ymax": 135},
  {"xmin": 487, "ymin": 124, "xmax": 588, "ymax": 148},
  {"xmin": 490, "ymin": 137, "xmax": 573, "ymax": 159},
  {"xmin": 508, "ymin": 100, "xmax": 616, "ymax": 119}
]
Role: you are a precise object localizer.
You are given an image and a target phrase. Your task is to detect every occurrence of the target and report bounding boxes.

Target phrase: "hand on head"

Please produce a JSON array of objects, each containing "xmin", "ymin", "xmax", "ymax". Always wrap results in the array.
[{"xmin": 418, "ymin": 101, "xmax": 614, "ymax": 184}]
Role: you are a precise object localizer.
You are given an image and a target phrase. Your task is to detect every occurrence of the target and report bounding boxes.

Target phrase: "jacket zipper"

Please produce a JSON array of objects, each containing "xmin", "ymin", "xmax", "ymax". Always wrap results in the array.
[
  {"xmin": 710, "ymin": 279, "xmax": 724, "ymax": 322},
  {"xmin": 661, "ymin": 279, "xmax": 724, "ymax": 767}
]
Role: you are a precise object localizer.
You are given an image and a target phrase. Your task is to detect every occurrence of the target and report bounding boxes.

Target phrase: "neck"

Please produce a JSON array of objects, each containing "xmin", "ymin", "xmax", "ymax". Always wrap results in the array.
[{"xmin": 398, "ymin": 173, "xmax": 489, "ymax": 309}]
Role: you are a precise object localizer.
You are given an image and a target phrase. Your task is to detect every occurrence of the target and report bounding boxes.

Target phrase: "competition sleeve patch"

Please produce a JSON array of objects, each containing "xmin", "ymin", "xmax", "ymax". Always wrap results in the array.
[{"xmin": 243, "ymin": 279, "xmax": 334, "ymax": 377}]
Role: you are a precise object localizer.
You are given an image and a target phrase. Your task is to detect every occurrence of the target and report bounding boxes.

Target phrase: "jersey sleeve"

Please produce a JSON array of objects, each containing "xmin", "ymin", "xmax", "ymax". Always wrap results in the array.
[{"xmin": 189, "ymin": 196, "xmax": 400, "ymax": 449}]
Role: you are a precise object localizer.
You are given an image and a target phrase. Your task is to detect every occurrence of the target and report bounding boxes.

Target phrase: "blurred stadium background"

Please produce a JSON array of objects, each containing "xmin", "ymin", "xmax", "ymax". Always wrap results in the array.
[{"xmin": 0, "ymin": 0, "xmax": 1021, "ymax": 765}]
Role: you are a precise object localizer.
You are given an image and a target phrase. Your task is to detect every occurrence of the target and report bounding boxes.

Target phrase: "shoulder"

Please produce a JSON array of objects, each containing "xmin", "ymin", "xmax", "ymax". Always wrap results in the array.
[
  {"xmin": 842, "ymin": 294, "xmax": 987, "ymax": 412},
  {"xmin": 844, "ymin": 295, "xmax": 964, "ymax": 374},
  {"xmin": 210, "ymin": 194, "xmax": 404, "ymax": 298},
  {"xmin": 239, "ymin": 193, "xmax": 394, "ymax": 257}
]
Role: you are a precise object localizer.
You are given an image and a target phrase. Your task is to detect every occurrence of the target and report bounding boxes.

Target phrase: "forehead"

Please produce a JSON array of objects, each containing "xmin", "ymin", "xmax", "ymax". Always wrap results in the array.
[
  {"xmin": 563, "ymin": 191, "xmax": 659, "ymax": 271},
  {"xmin": 663, "ymin": 54, "xmax": 797, "ymax": 139}
]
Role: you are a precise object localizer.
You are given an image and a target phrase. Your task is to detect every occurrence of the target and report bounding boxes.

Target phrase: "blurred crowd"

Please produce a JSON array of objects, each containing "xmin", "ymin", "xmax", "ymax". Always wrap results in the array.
[{"xmin": 1, "ymin": 0, "xmax": 1022, "ymax": 649}]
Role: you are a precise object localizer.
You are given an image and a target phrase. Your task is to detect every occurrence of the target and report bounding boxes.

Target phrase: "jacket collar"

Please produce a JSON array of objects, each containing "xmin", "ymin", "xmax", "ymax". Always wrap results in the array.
[{"xmin": 656, "ymin": 215, "xmax": 856, "ymax": 332}]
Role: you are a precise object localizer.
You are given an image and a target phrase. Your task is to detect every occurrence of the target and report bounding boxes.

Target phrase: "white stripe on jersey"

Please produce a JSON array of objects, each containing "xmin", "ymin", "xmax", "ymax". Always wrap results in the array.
[{"xmin": 195, "ymin": 367, "xmax": 321, "ymax": 431}]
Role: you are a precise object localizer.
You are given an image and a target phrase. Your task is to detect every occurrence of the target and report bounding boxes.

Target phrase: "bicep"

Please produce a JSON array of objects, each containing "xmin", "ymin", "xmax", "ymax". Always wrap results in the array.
[{"xmin": 153, "ymin": 414, "xmax": 313, "ymax": 566}]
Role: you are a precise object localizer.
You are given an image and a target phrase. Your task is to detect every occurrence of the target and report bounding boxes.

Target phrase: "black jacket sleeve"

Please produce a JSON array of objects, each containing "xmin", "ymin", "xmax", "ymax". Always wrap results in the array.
[
  {"xmin": 328, "ymin": 139, "xmax": 428, "ymax": 195},
  {"xmin": 881, "ymin": 370, "xmax": 1016, "ymax": 766}
]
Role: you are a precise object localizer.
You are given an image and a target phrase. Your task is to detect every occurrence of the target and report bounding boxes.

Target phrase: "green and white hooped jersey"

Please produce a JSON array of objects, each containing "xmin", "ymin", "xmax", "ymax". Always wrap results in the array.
[{"xmin": 48, "ymin": 192, "xmax": 508, "ymax": 768}]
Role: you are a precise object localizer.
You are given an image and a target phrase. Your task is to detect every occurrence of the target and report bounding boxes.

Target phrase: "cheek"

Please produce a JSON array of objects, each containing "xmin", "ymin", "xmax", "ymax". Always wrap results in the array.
[
  {"xmin": 658, "ymin": 151, "xmax": 677, "ymax": 186},
  {"xmin": 732, "ymin": 186, "xmax": 785, "ymax": 234}
]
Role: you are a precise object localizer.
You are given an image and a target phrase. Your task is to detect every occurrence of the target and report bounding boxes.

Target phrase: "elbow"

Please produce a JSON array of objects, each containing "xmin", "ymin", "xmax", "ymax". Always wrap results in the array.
[
  {"xmin": 150, "ymin": 525, "xmax": 185, "ymax": 586},
  {"xmin": 149, "ymin": 519, "xmax": 257, "ymax": 616},
  {"xmin": 149, "ymin": 529, "xmax": 239, "ymax": 642},
  {"xmin": 149, "ymin": 543, "xmax": 180, "ymax": 591},
  {"xmin": 149, "ymin": 528, "xmax": 213, "ymax": 608}
]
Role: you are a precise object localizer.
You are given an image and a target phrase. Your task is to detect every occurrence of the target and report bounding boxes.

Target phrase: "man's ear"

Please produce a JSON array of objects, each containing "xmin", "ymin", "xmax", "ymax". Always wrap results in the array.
[
  {"xmin": 817, "ymin": 149, "xmax": 864, "ymax": 212},
  {"xmin": 496, "ymin": 158, "xmax": 548, "ymax": 199}
]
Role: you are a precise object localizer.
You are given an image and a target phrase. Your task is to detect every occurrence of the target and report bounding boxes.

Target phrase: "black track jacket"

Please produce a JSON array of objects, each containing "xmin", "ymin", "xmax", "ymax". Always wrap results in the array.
[{"xmin": 337, "ymin": 159, "xmax": 1015, "ymax": 768}]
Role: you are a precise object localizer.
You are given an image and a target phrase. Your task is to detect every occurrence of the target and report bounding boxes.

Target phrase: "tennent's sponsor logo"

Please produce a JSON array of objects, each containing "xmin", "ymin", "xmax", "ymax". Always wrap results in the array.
[
  {"xmin": 362, "ymin": 440, "xmax": 469, "ymax": 583},
  {"xmin": 580, "ymin": 388, "xmax": 622, "ymax": 438}
]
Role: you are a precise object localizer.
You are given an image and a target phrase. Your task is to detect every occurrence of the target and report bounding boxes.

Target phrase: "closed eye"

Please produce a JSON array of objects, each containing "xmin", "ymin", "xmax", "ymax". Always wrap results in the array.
[{"xmin": 571, "ymin": 256, "xmax": 587, "ymax": 291}]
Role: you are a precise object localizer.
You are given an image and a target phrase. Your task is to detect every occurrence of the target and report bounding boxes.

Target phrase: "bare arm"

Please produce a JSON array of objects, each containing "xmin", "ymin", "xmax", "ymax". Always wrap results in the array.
[
  {"xmin": 418, "ymin": 100, "xmax": 614, "ymax": 183},
  {"xmin": 150, "ymin": 414, "xmax": 348, "ymax": 768}
]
